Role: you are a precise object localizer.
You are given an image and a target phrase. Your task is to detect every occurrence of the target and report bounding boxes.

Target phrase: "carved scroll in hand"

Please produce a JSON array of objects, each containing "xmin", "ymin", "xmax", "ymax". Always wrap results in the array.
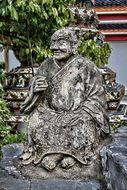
[{"xmin": 20, "ymin": 76, "xmax": 48, "ymax": 114}]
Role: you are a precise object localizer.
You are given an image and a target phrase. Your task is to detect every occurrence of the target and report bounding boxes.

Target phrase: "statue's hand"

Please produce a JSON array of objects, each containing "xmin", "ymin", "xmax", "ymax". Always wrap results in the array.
[{"xmin": 34, "ymin": 76, "xmax": 48, "ymax": 93}]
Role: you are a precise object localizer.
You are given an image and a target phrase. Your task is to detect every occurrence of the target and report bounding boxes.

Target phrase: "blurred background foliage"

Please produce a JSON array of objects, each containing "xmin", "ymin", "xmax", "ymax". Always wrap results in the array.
[
  {"xmin": 0, "ymin": 0, "xmax": 75, "ymax": 66},
  {"xmin": 78, "ymin": 32, "xmax": 111, "ymax": 67},
  {"xmin": 0, "ymin": 0, "xmax": 111, "ymax": 68}
]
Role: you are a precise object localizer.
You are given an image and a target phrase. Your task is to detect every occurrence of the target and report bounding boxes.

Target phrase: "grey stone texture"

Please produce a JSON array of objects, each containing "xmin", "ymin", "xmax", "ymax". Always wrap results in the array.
[
  {"xmin": 0, "ymin": 28, "xmax": 110, "ymax": 189},
  {"xmin": 100, "ymin": 126, "xmax": 127, "ymax": 190},
  {"xmin": 0, "ymin": 143, "xmax": 24, "ymax": 179},
  {"xmin": 20, "ymin": 28, "xmax": 109, "ymax": 175},
  {"xmin": 0, "ymin": 144, "xmax": 101, "ymax": 190},
  {"xmin": 30, "ymin": 179, "xmax": 100, "ymax": 190},
  {"xmin": 1, "ymin": 143, "xmax": 24, "ymax": 158},
  {"xmin": 0, "ymin": 176, "xmax": 30, "ymax": 190}
]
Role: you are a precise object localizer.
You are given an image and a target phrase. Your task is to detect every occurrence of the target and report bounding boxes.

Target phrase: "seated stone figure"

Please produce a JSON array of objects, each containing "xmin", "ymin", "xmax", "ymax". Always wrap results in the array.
[{"xmin": 20, "ymin": 28, "xmax": 109, "ymax": 172}]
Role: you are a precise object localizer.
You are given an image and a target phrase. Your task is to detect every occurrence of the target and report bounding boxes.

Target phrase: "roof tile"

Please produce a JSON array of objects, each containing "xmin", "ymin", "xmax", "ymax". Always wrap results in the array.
[
  {"xmin": 95, "ymin": 0, "xmax": 127, "ymax": 7},
  {"xmin": 95, "ymin": 6, "xmax": 127, "ymax": 13}
]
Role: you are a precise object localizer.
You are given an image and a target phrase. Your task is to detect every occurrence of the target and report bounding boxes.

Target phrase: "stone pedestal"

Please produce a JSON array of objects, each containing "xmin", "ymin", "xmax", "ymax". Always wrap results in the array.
[
  {"xmin": 0, "ymin": 144, "xmax": 101, "ymax": 190},
  {"xmin": 100, "ymin": 126, "xmax": 127, "ymax": 190},
  {"xmin": 1, "ymin": 127, "xmax": 127, "ymax": 190}
]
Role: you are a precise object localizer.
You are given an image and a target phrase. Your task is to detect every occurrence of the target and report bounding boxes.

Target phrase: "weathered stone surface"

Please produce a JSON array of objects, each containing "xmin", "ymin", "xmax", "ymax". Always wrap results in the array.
[
  {"xmin": 0, "ymin": 177, "xmax": 30, "ymax": 190},
  {"xmin": 19, "ymin": 28, "xmax": 109, "ymax": 177},
  {"xmin": 0, "ymin": 144, "xmax": 101, "ymax": 190},
  {"xmin": 1, "ymin": 143, "xmax": 24, "ymax": 158},
  {"xmin": 0, "ymin": 144, "xmax": 29, "ymax": 190},
  {"xmin": 0, "ymin": 143, "xmax": 24, "ymax": 179},
  {"xmin": 30, "ymin": 179, "xmax": 100, "ymax": 190},
  {"xmin": 0, "ymin": 167, "xmax": 8, "ymax": 178},
  {"xmin": 0, "ymin": 28, "xmax": 110, "ymax": 189},
  {"xmin": 100, "ymin": 126, "xmax": 127, "ymax": 190}
]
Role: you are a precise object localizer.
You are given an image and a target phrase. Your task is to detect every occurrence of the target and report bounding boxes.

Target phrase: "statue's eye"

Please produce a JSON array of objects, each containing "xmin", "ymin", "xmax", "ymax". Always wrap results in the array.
[
  {"xmin": 51, "ymin": 40, "xmax": 55, "ymax": 44},
  {"xmin": 59, "ymin": 40, "xmax": 66, "ymax": 45}
]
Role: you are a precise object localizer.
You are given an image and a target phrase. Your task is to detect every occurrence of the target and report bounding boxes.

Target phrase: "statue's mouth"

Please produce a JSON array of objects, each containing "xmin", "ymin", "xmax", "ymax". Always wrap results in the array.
[{"xmin": 53, "ymin": 51, "xmax": 62, "ymax": 54}]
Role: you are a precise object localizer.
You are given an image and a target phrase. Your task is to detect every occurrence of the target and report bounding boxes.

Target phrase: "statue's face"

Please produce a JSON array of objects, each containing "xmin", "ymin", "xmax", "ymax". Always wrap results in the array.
[{"xmin": 50, "ymin": 35, "xmax": 73, "ymax": 61}]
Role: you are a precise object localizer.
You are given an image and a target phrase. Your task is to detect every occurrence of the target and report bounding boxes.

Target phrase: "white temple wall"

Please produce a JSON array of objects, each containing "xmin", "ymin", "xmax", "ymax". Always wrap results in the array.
[{"xmin": 108, "ymin": 41, "xmax": 127, "ymax": 94}]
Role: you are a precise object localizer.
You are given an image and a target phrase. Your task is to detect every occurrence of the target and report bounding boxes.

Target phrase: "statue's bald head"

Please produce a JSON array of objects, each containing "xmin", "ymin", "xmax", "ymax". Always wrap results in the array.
[
  {"xmin": 51, "ymin": 28, "xmax": 78, "ymax": 45},
  {"xmin": 50, "ymin": 28, "xmax": 78, "ymax": 61}
]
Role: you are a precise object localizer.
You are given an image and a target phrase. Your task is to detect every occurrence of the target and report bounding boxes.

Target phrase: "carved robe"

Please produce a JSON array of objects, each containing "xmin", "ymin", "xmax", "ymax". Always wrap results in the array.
[{"xmin": 22, "ymin": 54, "xmax": 109, "ymax": 165}]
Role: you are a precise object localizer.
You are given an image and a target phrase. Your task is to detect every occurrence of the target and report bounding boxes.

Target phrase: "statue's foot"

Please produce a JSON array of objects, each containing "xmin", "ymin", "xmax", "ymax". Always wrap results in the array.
[
  {"xmin": 22, "ymin": 154, "xmax": 35, "ymax": 165},
  {"xmin": 41, "ymin": 154, "xmax": 63, "ymax": 171},
  {"xmin": 20, "ymin": 152, "xmax": 32, "ymax": 160},
  {"xmin": 61, "ymin": 156, "xmax": 76, "ymax": 169}
]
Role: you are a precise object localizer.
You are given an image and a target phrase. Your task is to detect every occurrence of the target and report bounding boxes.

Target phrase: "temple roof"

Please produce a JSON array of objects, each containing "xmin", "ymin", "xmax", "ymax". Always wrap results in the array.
[
  {"xmin": 74, "ymin": 0, "xmax": 127, "ymax": 41},
  {"xmin": 95, "ymin": 6, "xmax": 127, "ymax": 14},
  {"xmin": 76, "ymin": 0, "xmax": 95, "ymax": 5},
  {"xmin": 100, "ymin": 29, "xmax": 127, "ymax": 34},
  {"xmin": 95, "ymin": 0, "xmax": 127, "ymax": 7},
  {"xmin": 98, "ymin": 23, "xmax": 127, "ymax": 30},
  {"xmin": 94, "ymin": 0, "xmax": 127, "ymax": 41}
]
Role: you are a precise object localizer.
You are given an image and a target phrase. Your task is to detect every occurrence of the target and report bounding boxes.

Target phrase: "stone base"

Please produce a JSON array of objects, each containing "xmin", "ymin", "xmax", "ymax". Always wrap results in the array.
[
  {"xmin": 1, "ymin": 127, "xmax": 127, "ymax": 190},
  {"xmin": 14, "ymin": 138, "xmax": 110, "ymax": 181},
  {"xmin": 0, "ymin": 172, "xmax": 100, "ymax": 190},
  {"xmin": 100, "ymin": 126, "xmax": 127, "ymax": 190},
  {"xmin": 15, "ymin": 157, "xmax": 102, "ymax": 180},
  {"xmin": 0, "ymin": 144, "xmax": 103, "ymax": 190}
]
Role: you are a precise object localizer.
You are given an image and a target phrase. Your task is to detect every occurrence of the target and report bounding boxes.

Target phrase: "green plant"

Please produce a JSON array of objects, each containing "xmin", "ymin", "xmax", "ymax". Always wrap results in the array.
[
  {"xmin": 0, "ymin": 71, "xmax": 25, "ymax": 154},
  {"xmin": 0, "ymin": 0, "xmax": 75, "ymax": 65},
  {"xmin": 0, "ymin": 125, "xmax": 25, "ymax": 146},
  {"xmin": 78, "ymin": 38, "xmax": 111, "ymax": 67},
  {"xmin": 0, "ymin": 90, "xmax": 25, "ymax": 152},
  {"xmin": 0, "ymin": 95, "xmax": 25, "ymax": 155}
]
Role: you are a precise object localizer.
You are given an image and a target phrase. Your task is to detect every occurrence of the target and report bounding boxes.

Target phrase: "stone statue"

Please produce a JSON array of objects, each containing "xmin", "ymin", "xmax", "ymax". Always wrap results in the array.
[{"xmin": 20, "ymin": 28, "xmax": 109, "ymax": 173}]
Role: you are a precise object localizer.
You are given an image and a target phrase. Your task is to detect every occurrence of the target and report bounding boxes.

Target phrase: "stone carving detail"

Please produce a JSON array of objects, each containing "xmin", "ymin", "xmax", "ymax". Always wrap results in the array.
[
  {"xmin": 68, "ymin": 4, "xmax": 98, "ymax": 28},
  {"xmin": 100, "ymin": 67, "xmax": 125, "ymax": 111},
  {"xmin": 5, "ymin": 67, "xmax": 38, "ymax": 88},
  {"xmin": 20, "ymin": 28, "xmax": 109, "ymax": 174},
  {"xmin": 4, "ymin": 67, "xmax": 38, "ymax": 130}
]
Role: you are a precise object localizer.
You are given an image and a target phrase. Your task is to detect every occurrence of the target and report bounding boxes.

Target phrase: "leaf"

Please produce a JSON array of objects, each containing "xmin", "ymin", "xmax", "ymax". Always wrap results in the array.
[
  {"xmin": 26, "ymin": 48, "xmax": 29, "ymax": 55},
  {"xmin": 29, "ymin": 2, "xmax": 35, "ymax": 12},
  {"xmin": 42, "ymin": 9, "xmax": 48, "ymax": 19},
  {"xmin": 0, "ymin": 22, "xmax": 3, "ymax": 27},
  {"xmin": 7, "ymin": 0, "xmax": 12, "ymax": 5},
  {"xmin": 42, "ymin": 0, "xmax": 47, "ymax": 4},
  {"xmin": 52, "ymin": 7, "xmax": 58, "ymax": 17},
  {"xmin": 61, "ymin": 5, "xmax": 66, "ymax": 13},
  {"xmin": 11, "ymin": 6, "xmax": 18, "ymax": 20}
]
